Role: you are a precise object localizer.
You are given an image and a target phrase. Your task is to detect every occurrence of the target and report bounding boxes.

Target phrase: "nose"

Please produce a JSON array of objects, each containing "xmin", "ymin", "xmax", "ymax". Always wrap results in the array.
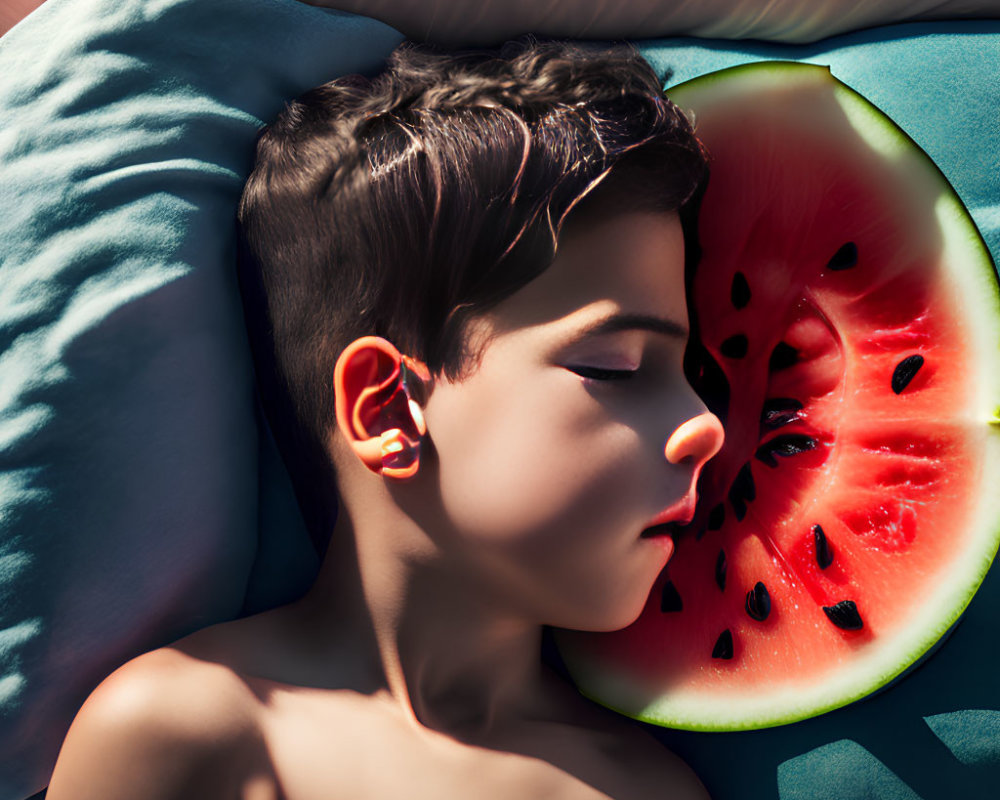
[{"xmin": 665, "ymin": 411, "xmax": 725, "ymax": 466}]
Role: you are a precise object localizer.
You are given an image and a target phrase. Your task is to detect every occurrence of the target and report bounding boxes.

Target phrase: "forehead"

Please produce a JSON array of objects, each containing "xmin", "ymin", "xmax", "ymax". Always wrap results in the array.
[{"xmin": 489, "ymin": 211, "xmax": 687, "ymax": 334}]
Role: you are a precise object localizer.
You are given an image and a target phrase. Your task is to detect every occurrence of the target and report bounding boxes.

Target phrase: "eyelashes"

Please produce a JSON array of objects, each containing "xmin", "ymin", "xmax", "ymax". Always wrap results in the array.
[{"xmin": 566, "ymin": 365, "xmax": 638, "ymax": 382}]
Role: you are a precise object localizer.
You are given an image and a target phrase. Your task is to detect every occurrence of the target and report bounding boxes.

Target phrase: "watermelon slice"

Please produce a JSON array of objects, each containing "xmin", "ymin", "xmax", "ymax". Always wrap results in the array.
[{"xmin": 555, "ymin": 62, "xmax": 1000, "ymax": 730}]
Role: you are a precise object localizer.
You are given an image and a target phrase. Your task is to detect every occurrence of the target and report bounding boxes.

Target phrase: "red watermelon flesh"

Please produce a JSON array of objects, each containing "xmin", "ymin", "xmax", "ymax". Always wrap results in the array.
[{"xmin": 555, "ymin": 63, "xmax": 1000, "ymax": 730}]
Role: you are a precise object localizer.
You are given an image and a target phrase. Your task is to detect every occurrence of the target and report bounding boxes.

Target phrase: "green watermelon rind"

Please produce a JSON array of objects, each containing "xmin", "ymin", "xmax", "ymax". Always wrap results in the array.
[{"xmin": 556, "ymin": 61, "xmax": 1000, "ymax": 732}]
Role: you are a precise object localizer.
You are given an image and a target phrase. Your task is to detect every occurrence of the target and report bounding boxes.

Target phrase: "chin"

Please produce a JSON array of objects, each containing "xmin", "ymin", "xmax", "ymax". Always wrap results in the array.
[
  {"xmin": 548, "ymin": 555, "xmax": 664, "ymax": 632},
  {"xmin": 570, "ymin": 589, "xmax": 652, "ymax": 633},
  {"xmin": 596, "ymin": 605, "xmax": 646, "ymax": 633}
]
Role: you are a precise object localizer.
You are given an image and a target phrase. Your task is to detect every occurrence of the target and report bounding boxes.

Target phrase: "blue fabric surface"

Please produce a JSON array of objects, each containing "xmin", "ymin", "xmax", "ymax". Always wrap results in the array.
[
  {"xmin": 0, "ymin": 2, "xmax": 402, "ymax": 797},
  {"xmin": 637, "ymin": 24, "xmax": 1000, "ymax": 800}
]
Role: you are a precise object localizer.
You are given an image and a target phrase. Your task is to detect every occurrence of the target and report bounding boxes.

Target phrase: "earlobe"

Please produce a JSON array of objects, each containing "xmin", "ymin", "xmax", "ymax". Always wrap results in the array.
[{"xmin": 334, "ymin": 336, "xmax": 430, "ymax": 479}]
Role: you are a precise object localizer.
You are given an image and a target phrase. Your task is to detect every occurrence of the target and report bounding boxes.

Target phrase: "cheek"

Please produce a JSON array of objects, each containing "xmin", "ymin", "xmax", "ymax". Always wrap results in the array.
[
  {"xmin": 423, "ymin": 365, "xmax": 675, "ymax": 630},
  {"xmin": 428, "ymin": 374, "xmax": 650, "ymax": 548}
]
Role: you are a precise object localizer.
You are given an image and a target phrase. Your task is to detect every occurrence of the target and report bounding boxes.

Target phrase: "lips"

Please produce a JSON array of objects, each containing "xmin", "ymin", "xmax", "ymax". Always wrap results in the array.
[{"xmin": 640, "ymin": 494, "xmax": 697, "ymax": 538}]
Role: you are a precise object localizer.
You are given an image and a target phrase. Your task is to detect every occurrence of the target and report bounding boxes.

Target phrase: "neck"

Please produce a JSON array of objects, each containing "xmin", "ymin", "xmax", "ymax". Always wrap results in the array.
[{"xmin": 297, "ymin": 476, "xmax": 551, "ymax": 741}]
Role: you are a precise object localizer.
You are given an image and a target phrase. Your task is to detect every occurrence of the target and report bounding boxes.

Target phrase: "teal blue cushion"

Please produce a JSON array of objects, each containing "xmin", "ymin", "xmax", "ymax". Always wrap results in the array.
[
  {"xmin": 637, "ymin": 23, "xmax": 1000, "ymax": 800},
  {"xmin": 0, "ymin": 1, "xmax": 402, "ymax": 797}
]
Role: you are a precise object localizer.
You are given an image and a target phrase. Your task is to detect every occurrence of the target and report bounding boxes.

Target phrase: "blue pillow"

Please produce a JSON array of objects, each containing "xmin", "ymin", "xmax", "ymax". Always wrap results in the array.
[
  {"xmin": 0, "ymin": 1, "xmax": 402, "ymax": 797},
  {"xmin": 637, "ymin": 23, "xmax": 1000, "ymax": 800}
]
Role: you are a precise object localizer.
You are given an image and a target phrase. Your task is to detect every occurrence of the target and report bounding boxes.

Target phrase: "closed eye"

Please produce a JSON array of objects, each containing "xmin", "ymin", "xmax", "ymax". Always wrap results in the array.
[{"xmin": 567, "ymin": 365, "xmax": 637, "ymax": 381}]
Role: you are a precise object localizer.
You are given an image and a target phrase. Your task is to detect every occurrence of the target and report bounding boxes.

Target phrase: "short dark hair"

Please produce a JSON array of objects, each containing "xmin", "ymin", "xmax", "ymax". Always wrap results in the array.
[{"xmin": 236, "ymin": 38, "xmax": 708, "ymax": 549}]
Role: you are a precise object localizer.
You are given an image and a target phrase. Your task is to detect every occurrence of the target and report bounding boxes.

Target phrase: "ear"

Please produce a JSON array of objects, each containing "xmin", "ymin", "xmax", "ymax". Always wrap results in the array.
[{"xmin": 333, "ymin": 336, "xmax": 430, "ymax": 479}]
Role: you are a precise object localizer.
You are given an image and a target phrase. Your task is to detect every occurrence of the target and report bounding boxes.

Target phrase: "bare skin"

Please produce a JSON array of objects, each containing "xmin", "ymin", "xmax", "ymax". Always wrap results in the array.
[{"xmin": 48, "ymin": 211, "xmax": 722, "ymax": 800}]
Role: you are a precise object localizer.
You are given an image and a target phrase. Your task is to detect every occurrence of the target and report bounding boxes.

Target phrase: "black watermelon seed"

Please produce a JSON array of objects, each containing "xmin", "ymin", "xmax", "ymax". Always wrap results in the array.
[
  {"xmin": 739, "ymin": 462, "xmax": 756, "ymax": 501},
  {"xmin": 712, "ymin": 629, "xmax": 734, "ymax": 660},
  {"xmin": 729, "ymin": 495, "xmax": 747, "ymax": 522},
  {"xmin": 761, "ymin": 397, "xmax": 803, "ymax": 429},
  {"xmin": 891, "ymin": 354, "xmax": 925, "ymax": 395},
  {"xmin": 763, "ymin": 397, "xmax": 804, "ymax": 412},
  {"xmin": 708, "ymin": 503, "xmax": 726, "ymax": 531},
  {"xmin": 727, "ymin": 463, "xmax": 755, "ymax": 522},
  {"xmin": 769, "ymin": 341, "xmax": 799, "ymax": 371},
  {"xmin": 731, "ymin": 462, "xmax": 756, "ymax": 500},
  {"xmin": 720, "ymin": 334, "xmax": 749, "ymax": 359},
  {"xmin": 684, "ymin": 342, "xmax": 730, "ymax": 426},
  {"xmin": 730, "ymin": 272, "xmax": 752, "ymax": 309},
  {"xmin": 755, "ymin": 434, "xmax": 818, "ymax": 468},
  {"xmin": 715, "ymin": 549, "xmax": 727, "ymax": 592},
  {"xmin": 827, "ymin": 241, "xmax": 859, "ymax": 271},
  {"xmin": 745, "ymin": 581, "xmax": 771, "ymax": 621},
  {"xmin": 661, "ymin": 580, "xmax": 683, "ymax": 612},
  {"xmin": 813, "ymin": 524, "xmax": 834, "ymax": 569},
  {"xmin": 823, "ymin": 600, "xmax": 864, "ymax": 630}
]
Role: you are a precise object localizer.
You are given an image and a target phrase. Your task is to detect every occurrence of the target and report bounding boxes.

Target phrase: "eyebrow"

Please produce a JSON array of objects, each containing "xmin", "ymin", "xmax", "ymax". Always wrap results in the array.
[{"xmin": 577, "ymin": 312, "xmax": 690, "ymax": 341}]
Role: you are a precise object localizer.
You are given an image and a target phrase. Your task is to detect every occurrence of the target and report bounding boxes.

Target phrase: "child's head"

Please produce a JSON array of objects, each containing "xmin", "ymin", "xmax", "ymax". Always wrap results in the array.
[{"xmin": 237, "ymin": 39, "xmax": 711, "ymax": 563}]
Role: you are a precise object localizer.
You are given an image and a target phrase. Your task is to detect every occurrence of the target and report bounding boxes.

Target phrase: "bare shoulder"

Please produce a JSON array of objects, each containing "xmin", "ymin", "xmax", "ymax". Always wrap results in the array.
[
  {"xmin": 555, "ymin": 695, "xmax": 711, "ymax": 800},
  {"xmin": 47, "ymin": 644, "xmax": 276, "ymax": 800},
  {"xmin": 523, "ymin": 668, "xmax": 710, "ymax": 799},
  {"xmin": 602, "ymin": 720, "xmax": 711, "ymax": 800}
]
